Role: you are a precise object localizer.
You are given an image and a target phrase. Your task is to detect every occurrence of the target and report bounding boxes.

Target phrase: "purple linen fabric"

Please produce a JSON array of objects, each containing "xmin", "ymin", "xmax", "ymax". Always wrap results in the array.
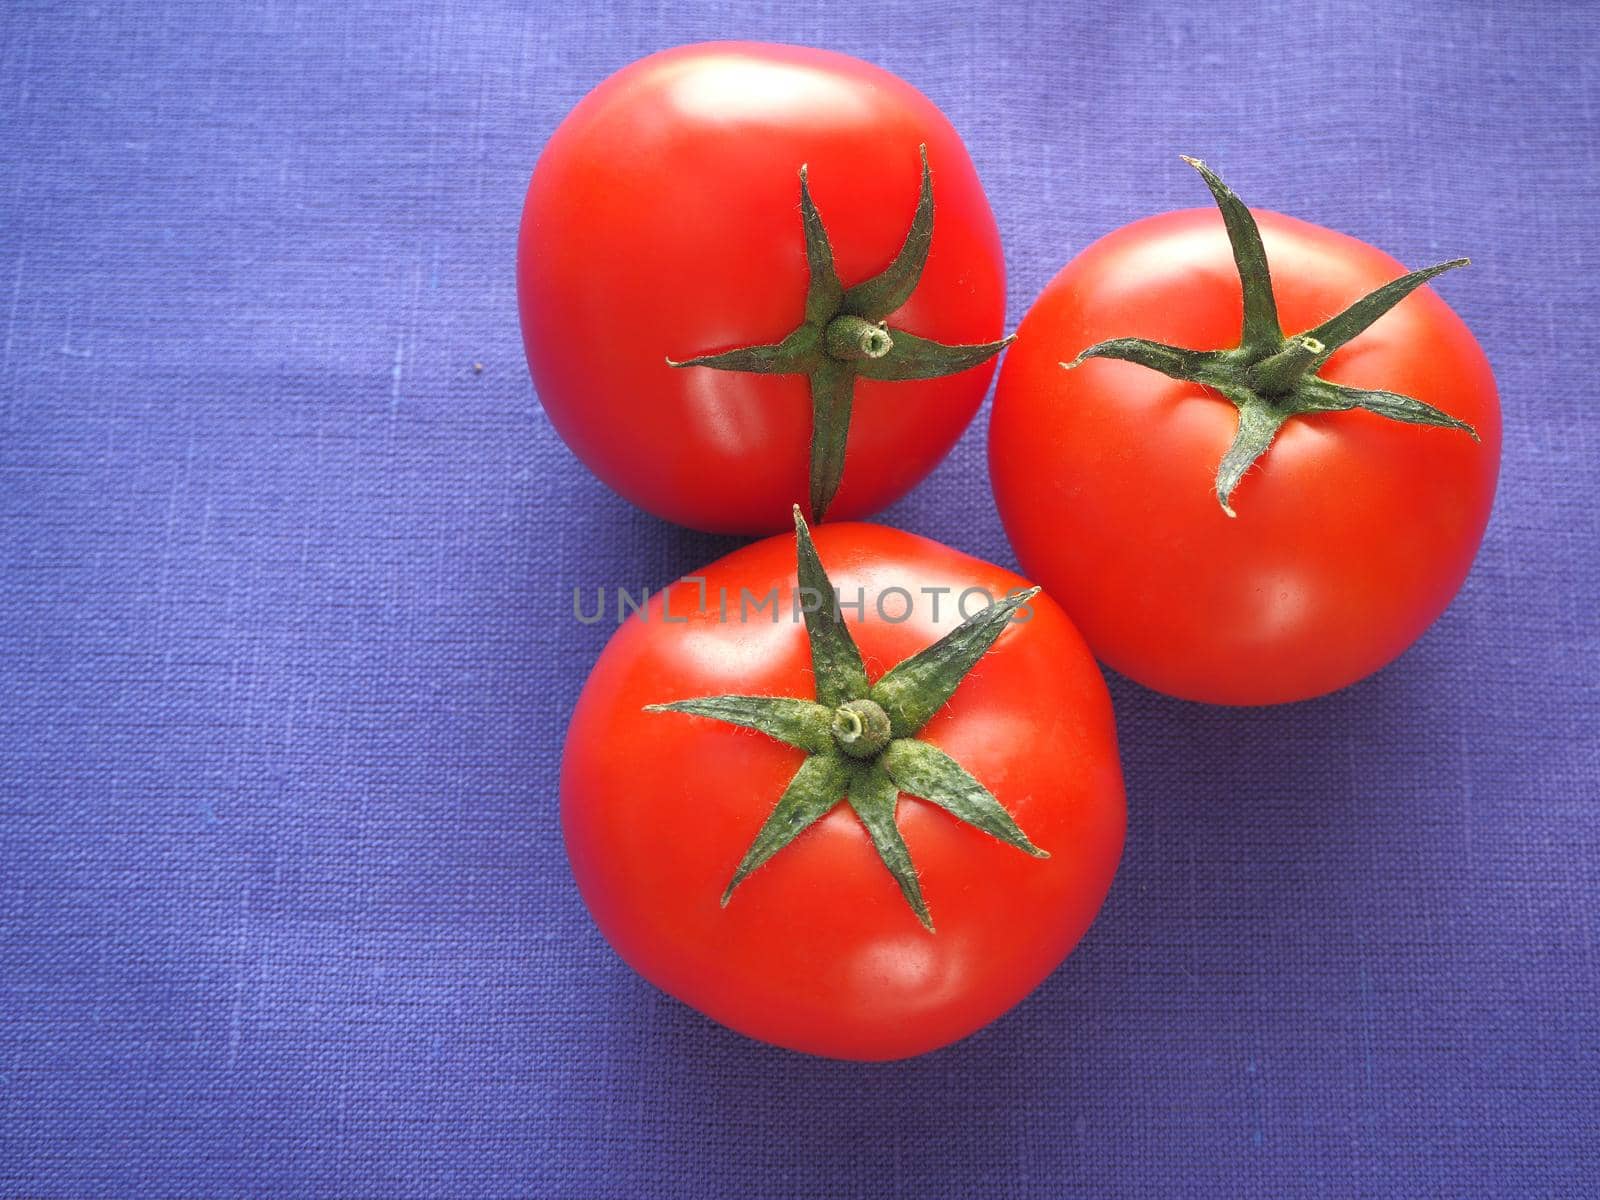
[{"xmin": 1, "ymin": 2, "xmax": 1596, "ymax": 1196}]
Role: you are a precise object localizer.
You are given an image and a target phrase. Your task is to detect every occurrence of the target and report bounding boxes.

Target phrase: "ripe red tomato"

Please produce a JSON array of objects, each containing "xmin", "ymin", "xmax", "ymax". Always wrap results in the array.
[
  {"xmin": 990, "ymin": 163, "xmax": 1500, "ymax": 705},
  {"xmin": 561, "ymin": 517, "xmax": 1124, "ymax": 1059},
  {"xmin": 520, "ymin": 43, "xmax": 1007, "ymax": 534}
]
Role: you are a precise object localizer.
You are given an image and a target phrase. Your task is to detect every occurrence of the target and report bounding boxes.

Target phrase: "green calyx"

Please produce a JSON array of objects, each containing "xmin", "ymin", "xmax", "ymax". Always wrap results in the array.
[
  {"xmin": 1063, "ymin": 156, "xmax": 1479, "ymax": 517},
  {"xmin": 644, "ymin": 506, "xmax": 1046, "ymax": 932},
  {"xmin": 667, "ymin": 146, "xmax": 1013, "ymax": 523}
]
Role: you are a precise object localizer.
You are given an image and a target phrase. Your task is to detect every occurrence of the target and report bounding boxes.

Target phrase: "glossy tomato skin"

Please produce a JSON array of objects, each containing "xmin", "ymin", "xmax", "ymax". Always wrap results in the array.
[
  {"xmin": 990, "ymin": 208, "xmax": 1501, "ymax": 706},
  {"xmin": 520, "ymin": 43, "xmax": 1006, "ymax": 534},
  {"xmin": 561, "ymin": 525, "xmax": 1125, "ymax": 1060}
]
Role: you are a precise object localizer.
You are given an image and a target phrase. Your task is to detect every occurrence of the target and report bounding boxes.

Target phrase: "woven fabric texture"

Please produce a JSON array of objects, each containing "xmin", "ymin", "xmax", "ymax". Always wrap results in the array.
[{"xmin": 2, "ymin": 2, "xmax": 1597, "ymax": 1196}]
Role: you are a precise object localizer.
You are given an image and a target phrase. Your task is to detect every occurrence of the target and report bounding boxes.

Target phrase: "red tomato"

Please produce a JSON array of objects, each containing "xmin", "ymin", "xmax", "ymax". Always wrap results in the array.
[
  {"xmin": 520, "ymin": 43, "xmax": 1006, "ymax": 534},
  {"xmin": 990, "ymin": 175, "xmax": 1500, "ymax": 705},
  {"xmin": 561, "ymin": 520, "xmax": 1125, "ymax": 1059}
]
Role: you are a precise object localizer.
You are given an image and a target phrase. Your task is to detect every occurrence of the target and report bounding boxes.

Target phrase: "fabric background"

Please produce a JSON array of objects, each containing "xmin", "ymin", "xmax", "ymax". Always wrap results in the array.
[{"xmin": 2, "ymin": 1, "xmax": 1596, "ymax": 1196}]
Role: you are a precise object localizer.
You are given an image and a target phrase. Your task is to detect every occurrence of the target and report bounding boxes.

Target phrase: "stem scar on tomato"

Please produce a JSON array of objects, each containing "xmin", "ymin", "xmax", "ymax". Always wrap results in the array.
[
  {"xmin": 1063, "ymin": 156, "xmax": 1480, "ymax": 517},
  {"xmin": 666, "ymin": 146, "xmax": 1013, "ymax": 523},
  {"xmin": 644, "ymin": 506, "xmax": 1046, "ymax": 932}
]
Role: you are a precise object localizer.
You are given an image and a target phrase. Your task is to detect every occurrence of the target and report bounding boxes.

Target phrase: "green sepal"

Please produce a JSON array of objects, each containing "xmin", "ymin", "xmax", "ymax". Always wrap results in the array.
[
  {"xmin": 799, "ymin": 165, "xmax": 845, "ymax": 325},
  {"xmin": 869, "ymin": 587, "xmax": 1039, "ymax": 737},
  {"xmin": 847, "ymin": 761, "xmax": 932, "ymax": 931},
  {"xmin": 840, "ymin": 145, "xmax": 933, "ymax": 321},
  {"xmin": 1065, "ymin": 337, "xmax": 1233, "ymax": 387},
  {"xmin": 807, "ymin": 360, "xmax": 856, "ymax": 526},
  {"xmin": 1296, "ymin": 376, "xmax": 1480, "ymax": 439},
  {"xmin": 1304, "ymin": 258, "xmax": 1469, "ymax": 359},
  {"xmin": 1181, "ymin": 156, "xmax": 1282, "ymax": 355},
  {"xmin": 856, "ymin": 330, "xmax": 1014, "ymax": 383},
  {"xmin": 792, "ymin": 505, "xmax": 868, "ymax": 707},
  {"xmin": 721, "ymin": 753, "xmax": 852, "ymax": 905},
  {"xmin": 880, "ymin": 738, "xmax": 1046, "ymax": 858},
  {"xmin": 1215, "ymin": 400, "xmax": 1289, "ymax": 518},
  {"xmin": 643, "ymin": 696, "xmax": 834, "ymax": 754},
  {"xmin": 666, "ymin": 324, "xmax": 819, "ymax": 375}
]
